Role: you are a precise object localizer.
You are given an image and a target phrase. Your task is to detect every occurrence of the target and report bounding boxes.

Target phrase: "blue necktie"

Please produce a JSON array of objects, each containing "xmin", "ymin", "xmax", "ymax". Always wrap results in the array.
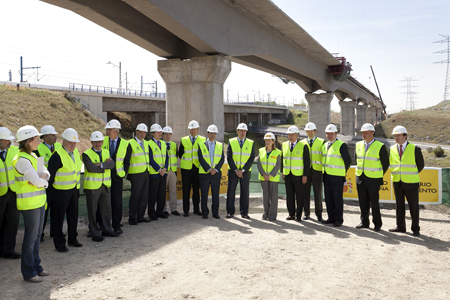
[{"xmin": 110, "ymin": 140, "xmax": 115, "ymax": 157}]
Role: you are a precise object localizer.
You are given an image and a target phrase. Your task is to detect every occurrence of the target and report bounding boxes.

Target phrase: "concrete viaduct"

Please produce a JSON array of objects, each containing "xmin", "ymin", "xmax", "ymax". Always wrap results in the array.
[
  {"xmin": 68, "ymin": 90, "xmax": 288, "ymax": 133},
  {"xmin": 42, "ymin": 0, "xmax": 385, "ymax": 141}
]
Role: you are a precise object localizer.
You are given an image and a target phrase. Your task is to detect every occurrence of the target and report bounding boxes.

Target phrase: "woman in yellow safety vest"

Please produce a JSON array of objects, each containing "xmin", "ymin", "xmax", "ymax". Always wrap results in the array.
[
  {"xmin": 257, "ymin": 132, "xmax": 281, "ymax": 221},
  {"xmin": 12, "ymin": 126, "xmax": 50, "ymax": 283}
]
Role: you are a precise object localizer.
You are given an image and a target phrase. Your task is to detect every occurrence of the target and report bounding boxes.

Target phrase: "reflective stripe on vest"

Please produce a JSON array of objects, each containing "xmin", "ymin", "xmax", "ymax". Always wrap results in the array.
[
  {"xmin": 322, "ymin": 140, "xmax": 346, "ymax": 176},
  {"xmin": 83, "ymin": 148, "xmax": 111, "ymax": 189},
  {"xmin": 12, "ymin": 152, "xmax": 46, "ymax": 210},
  {"xmin": 355, "ymin": 141, "xmax": 384, "ymax": 178},
  {"xmin": 180, "ymin": 136, "xmax": 206, "ymax": 169},
  {"xmin": 229, "ymin": 138, "xmax": 253, "ymax": 171},
  {"xmin": 167, "ymin": 141, "xmax": 178, "ymax": 172},
  {"xmin": 148, "ymin": 139, "xmax": 167, "ymax": 175},
  {"xmin": 0, "ymin": 145, "xmax": 18, "ymax": 195},
  {"xmin": 53, "ymin": 147, "xmax": 82, "ymax": 190},
  {"xmin": 37, "ymin": 142, "xmax": 61, "ymax": 167},
  {"xmin": 259, "ymin": 148, "xmax": 281, "ymax": 182},
  {"xmin": 390, "ymin": 143, "xmax": 420, "ymax": 183},
  {"xmin": 198, "ymin": 142, "xmax": 223, "ymax": 174},
  {"xmin": 102, "ymin": 137, "xmax": 128, "ymax": 177},
  {"xmin": 302, "ymin": 137, "xmax": 324, "ymax": 172},
  {"xmin": 282, "ymin": 141, "xmax": 305, "ymax": 176},
  {"xmin": 128, "ymin": 139, "xmax": 149, "ymax": 174}
]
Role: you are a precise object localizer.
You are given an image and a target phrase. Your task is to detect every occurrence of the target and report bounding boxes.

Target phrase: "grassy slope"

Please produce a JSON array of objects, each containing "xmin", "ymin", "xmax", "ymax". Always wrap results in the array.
[{"xmin": 0, "ymin": 85, "xmax": 105, "ymax": 152}]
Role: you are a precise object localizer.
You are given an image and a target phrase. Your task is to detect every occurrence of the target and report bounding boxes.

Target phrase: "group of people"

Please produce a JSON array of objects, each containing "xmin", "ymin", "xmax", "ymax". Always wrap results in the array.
[{"xmin": 0, "ymin": 119, "xmax": 424, "ymax": 283}]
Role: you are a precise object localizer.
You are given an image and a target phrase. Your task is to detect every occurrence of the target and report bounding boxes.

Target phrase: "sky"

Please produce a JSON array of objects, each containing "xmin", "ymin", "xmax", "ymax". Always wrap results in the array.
[{"xmin": 0, "ymin": 0, "xmax": 449, "ymax": 114}]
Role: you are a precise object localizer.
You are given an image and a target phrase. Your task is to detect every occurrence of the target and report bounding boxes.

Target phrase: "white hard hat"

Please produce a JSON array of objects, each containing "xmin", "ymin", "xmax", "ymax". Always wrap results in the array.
[
  {"xmin": 236, "ymin": 123, "xmax": 248, "ymax": 131},
  {"xmin": 207, "ymin": 124, "xmax": 218, "ymax": 133},
  {"xmin": 392, "ymin": 125, "xmax": 407, "ymax": 135},
  {"xmin": 188, "ymin": 120, "xmax": 200, "ymax": 129},
  {"xmin": 286, "ymin": 125, "xmax": 299, "ymax": 134},
  {"xmin": 162, "ymin": 126, "xmax": 173, "ymax": 134},
  {"xmin": 136, "ymin": 123, "xmax": 148, "ymax": 132},
  {"xmin": 304, "ymin": 122, "xmax": 317, "ymax": 131},
  {"xmin": 325, "ymin": 124, "xmax": 338, "ymax": 133},
  {"xmin": 40, "ymin": 125, "xmax": 58, "ymax": 135},
  {"xmin": 90, "ymin": 131, "xmax": 104, "ymax": 141},
  {"xmin": 360, "ymin": 123, "xmax": 375, "ymax": 132},
  {"xmin": 62, "ymin": 128, "xmax": 80, "ymax": 142},
  {"xmin": 16, "ymin": 125, "xmax": 42, "ymax": 142},
  {"xmin": 105, "ymin": 119, "xmax": 121, "ymax": 129},
  {"xmin": 0, "ymin": 127, "xmax": 15, "ymax": 141},
  {"xmin": 264, "ymin": 132, "xmax": 275, "ymax": 140},
  {"xmin": 150, "ymin": 123, "xmax": 163, "ymax": 132}
]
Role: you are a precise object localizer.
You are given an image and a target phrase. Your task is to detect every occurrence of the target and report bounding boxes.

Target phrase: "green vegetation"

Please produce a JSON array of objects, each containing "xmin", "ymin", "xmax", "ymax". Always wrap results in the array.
[{"xmin": 434, "ymin": 146, "xmax": 445, "ymax": 158}]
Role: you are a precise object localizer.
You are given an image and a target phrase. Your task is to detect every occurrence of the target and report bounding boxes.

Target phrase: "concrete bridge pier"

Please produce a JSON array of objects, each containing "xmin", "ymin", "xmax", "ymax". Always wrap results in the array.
[
  {"xmin": 158, "ymin": 55, "xmax": 231, "ymax": 142},
  {"xmin": 305, "ymin": 92, "xmax": 333, "ymax": 139},
  {"xmin": 339, "ymin": 100, "xmax": 356, "ymax": 136},
  {"xmin": 356, "ymin": 103, "xmax": 368, "ymax": 132},
  {"xmin": 367, "ymin": 106, "xmax": 376, "ymax": 125}
]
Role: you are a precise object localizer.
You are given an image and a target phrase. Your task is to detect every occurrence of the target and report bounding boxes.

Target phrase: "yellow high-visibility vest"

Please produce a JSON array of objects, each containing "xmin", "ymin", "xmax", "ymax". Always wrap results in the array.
[
  {"xmin": 198, "ymin": 141, "xmax": 223, "ymax": 174},
  {"xmin": 390, "ymin": 143, "xmax": 420, "ymax": 183},
  {"xmin": 128, "ymin": 138, "xmax": 149, "ymax": 174},
  {"xmin": 102, "ymin": 137, "xmax": 128, "ymax": 177},
  {"xmin": 0, "ymin": 146, "xmax": 18, "ymax": 195},
  {"xmin": 167, "ymin": 141, "xmax": 177, "ymax": 172},
  {"xmin": 282, "ymin": 141, "xmax": 305, "ymax": 176},
  {"xmin": 258, "ymin": 148, "xmax": 281, "ymax": 182},
  {"xmin": 322, "ymin": 140, "xmax": 346, "ymax": 176},
  {"xmin": 82, "ymin": 148, "xmax": 111, "ymax": 190},
  {"xmin": 229, "ymin": 138, "xmax": 253, "ymax": 171},
  {"xmin": 36, "ymin": 142, "xmax": 62, "ymax": 167},
  {"xmin": 355, "ymin": 141, "xmax": 384, "ymax": 178},
  {"xmin": 53, "ymin": 147, "xmax": 82, "ymax": 190},
  {"xmin": 180, "ymin": 135, "xmax": 206, "ymax": 169},
  {"xmin": 302, "ymin": 137, "xmax": 324, "ymax": 172},
  {"xmin": 148, "ymin": 139, "xmax": 167, "ymax": 175},
  {"xmin": 12, "ymin": 151, "xmax": 46, "ymax": 211}
]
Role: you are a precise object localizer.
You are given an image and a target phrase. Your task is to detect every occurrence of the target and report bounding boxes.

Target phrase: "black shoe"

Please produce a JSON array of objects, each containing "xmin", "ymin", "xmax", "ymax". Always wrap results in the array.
[
  {"xmin": 213, "ymin": 215, "xmax": 220, "ymax": 219},
  {"xmin": 322, "ymin": 219, "xmax": 334, "ymax": 224},
  {"xmin": 389, "ymin": 227, "xmax": 406, "ymax": 233},
  {"xmin": 241, "ymin": 214, "xmax": 250, "ymax": 219},
  {"xmin": 356, "ymin": 222, "xmax": 369, "ymax": 229},
  {"xmin": 202, "ymin": 215, "xmax": 208, "ymax": 219},
  {"xmin": 87, "ymin": 231, "xmax": 92, "ymax": 238},
  {"xmin": 57, "ymin": 246, "xmax": 69, "ymax": 253},
  {"xmin": 163, "ymin": 211, "xmax": 170, "ymax": 217},
  {"xmin": 413, "ymin": 230, "xmax": 420, "ymax": 236},
  {"xmin": 286, "ymin": 215, "xmax": 295, "ymax": 220},
  {"xmin": 194, "ymin": 211, "xmax": 203, "ymax": 216},
  {"xmin": 3, "ymin": 251, "xmax": 21, "ymax": 259},
  {"xmin": 114, "ymin": 228, "xmax": 123, "ymax": 234},
  {"xmin": 226, "ymin": 214, "xmax": 234, "ymax": 218},
  {"xmin": 171, "ymin": 211, "xmax": 181, "ymax": 216},
  {"xmin": 156, "ymin": 214, "xmax": 168, "ymax": 219},
  {"xmin": 40, "ymin": 236, "xmax": 44, "ymax": 242},
  {"xmin": 128, "ymin": 220, "xmax": 138, "ymax": 225},
  {"xmin": 296, "ymin": 218, "xmax": 302, "ymax": 222},
  {"xmin": 138, "ymin": 218, "xmax": 151, "ymax": 223},
  {"xmin": 302, "ymin": 215, "xmax": 310, "ymax": 221},
  {"xmin": 102, "ymin": 231, "xmax": 120, "ymax": 237},
  {"xmin": 183, "ymin": 213, "xmax": 189, "ymax": 217},
  {"xmin": 119, "ymin": 223, "xmax": 124, "ymax": 227},
  {"xmin": 374, "ymin": 226, "xmax": 381, "ymax": 232},
  {"xmin": 317, "ymin": 216, "xmax": 324, "ymax": 222},
  {"xmin": 333, "ymin": 221, "xmax": 342, "ymax": 227},
  {"xmin": 68, "ymin": 240, "xmax": 83, "ymax": 247},
  {"xmin": 92, "ymin": 236, "xmax": 105, "ymax": 242},
  {"xmin": 149, "ymin": 216, "xmax": 158, "ymax": 221}
]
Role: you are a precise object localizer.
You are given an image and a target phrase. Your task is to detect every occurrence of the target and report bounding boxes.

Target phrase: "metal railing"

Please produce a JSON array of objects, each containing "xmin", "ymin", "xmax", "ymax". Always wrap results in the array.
[{"xmin": 69, "ymin": 83, "xmax": 166, "ymax": 98}]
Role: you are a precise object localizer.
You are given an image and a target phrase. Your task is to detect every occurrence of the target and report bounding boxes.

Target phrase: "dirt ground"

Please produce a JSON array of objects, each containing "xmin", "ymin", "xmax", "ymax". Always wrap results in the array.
[{"xmin": 1, "ymin": 197, "xmax": 450, "ymax": 300}]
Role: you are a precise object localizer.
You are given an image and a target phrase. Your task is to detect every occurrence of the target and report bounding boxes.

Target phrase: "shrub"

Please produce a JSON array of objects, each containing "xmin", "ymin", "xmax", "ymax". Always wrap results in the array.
[{"xmin": 434, "ymin": 146, "xmax": 445, "ymax": 158}]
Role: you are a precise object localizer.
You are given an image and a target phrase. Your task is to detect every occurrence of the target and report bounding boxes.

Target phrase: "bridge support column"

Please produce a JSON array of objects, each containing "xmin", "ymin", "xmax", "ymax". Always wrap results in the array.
[
  {"xmin": 158, "ymin": 55, "xmax": 231, "ymax": 142},
  {"xmin": 258, "ymin": 113, "xmax": 263, "ymax": 125},
  {"xmin": 367, "ymin": 106, "xmax": 376, "ymax": 125},
  {"xmin": 305, "ymin": 92, "xmax": 333, "ymax": 139},
  {"xmin": 356, "ymin": 104, "xmax": 368, "ymax": 133},
  {"xmin": 339, "ymin": 100, "xmax": 356, "ymax": 136}
]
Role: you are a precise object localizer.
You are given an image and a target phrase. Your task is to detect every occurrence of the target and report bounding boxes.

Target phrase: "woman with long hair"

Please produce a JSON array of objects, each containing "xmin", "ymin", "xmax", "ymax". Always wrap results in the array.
[
  {"xmin": 257, "ymin": 132, "xmax": 281, "ymax": 221},
  {"xmin": 13, "ymin": 125, "xmax": 50, "ymax": 283}
]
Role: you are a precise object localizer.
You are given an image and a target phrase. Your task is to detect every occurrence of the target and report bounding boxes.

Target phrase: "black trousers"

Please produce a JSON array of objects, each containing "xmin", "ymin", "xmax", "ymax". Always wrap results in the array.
[
  {"xmin": 226, "ymin": 171, "xmax": 250, "ymax": 215},
  {"xmin": 50, "ymin": 187, "xmax": 79, "ymax": 249},
  {"xmin": 284, "ymin": 173, "xmax": 304, "ymax": 218},
  {"xmin": 41, "ymin": 188, "xmax": 53, "ymax": 238},
  {"xmin": 323, "ymin": 174, "xmax": 344, "ymax": 224},
  {"xmin": 86, "ymin": 185, "xmax": 113, "ymax": 238},
  {"xmin": 393, "ymin": 182, "xmax": 420, "ymax": 232},
  {"xmin": 0, "ymin": 189, "xmax": 19, "ymax": 254},
  {"xmin": 181, "ymin": 167, "xmax": 201, "ymax": 214},
  {"xmin": 148, "ymin": 175, "xmax": 167, "ymax": 218},
  {"xmin": 127, "ymin": 172, "xmax": 149, "ymax": 222},
  {"xmin": 304, "ymin": 168, "xmax": 323, "ymax": 218},
  {"xmin": 98, "ymin": 173, "xmax": 123, "ymax": 230},
  {"xmin": 357, "ymin": 181, "xmax": 382, "ymax": 227},
  {"xmin": 200, "ymin": 172, "xmax": 222, "ymax": 217}
]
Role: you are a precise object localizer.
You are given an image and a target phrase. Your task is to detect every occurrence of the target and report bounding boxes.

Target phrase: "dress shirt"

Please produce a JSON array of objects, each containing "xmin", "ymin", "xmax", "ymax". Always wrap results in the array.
[
  {"xmin": 135, "ymin": 137, "xmax": 145, "ymax": 150},
  {"xmin": 190, "ymin": 135, "xmax": 198, "ymax": 144},
  {"xmin": 365, "ymin": 139, "xmax": 375, "ymax": 152},
  {"xmin": 398, "ymin": 141, "xmax": 408, "ymax": 153},
  {"xmin": 327, "ymin": 138, "xmax": 337, "ymax": 150},
  {"xmin": 207, "ymin": 139, "xmax": 216, "ymax": 171},
  {"xmin": 307, "ymin": 137, "xmax": 315, "ymax": 147}
]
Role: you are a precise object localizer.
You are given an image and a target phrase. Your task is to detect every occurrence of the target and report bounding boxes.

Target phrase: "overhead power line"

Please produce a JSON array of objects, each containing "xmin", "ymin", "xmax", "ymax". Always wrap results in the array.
[{"xmin": 433, "ymin": 34, "xmax": 450, "ymax": 102}]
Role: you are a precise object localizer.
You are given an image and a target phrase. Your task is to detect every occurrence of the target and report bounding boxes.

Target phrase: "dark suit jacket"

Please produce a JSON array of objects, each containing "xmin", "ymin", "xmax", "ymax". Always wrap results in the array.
[
  {"xmin": 226, "ymin": 138, "xmax": 255, "ymax": 175},
  {"xmin": 198, "ymin": 141, "xmax": 225, "ymax": 178}
]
